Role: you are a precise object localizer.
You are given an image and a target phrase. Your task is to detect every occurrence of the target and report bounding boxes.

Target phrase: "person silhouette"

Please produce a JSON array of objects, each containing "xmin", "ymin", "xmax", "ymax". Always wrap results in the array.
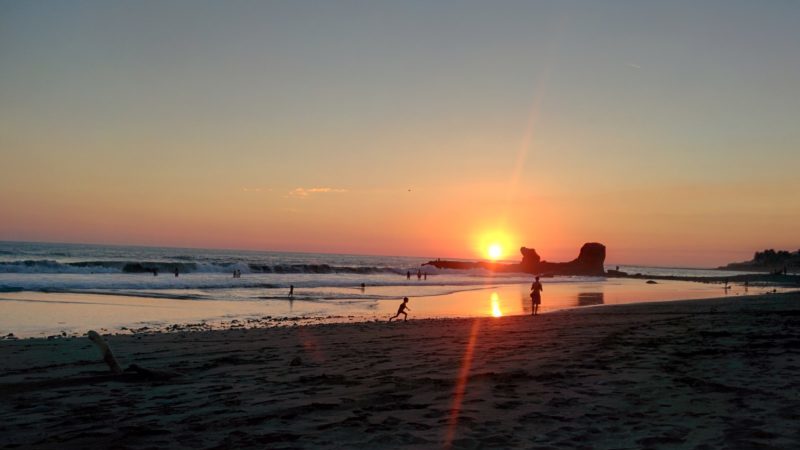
[
  {"xmin": 417, "ymin": 269, "xmax": 422, "ymax": 280},
  {"xmin": 530, "ymin": 276, "xmax": 543, "ymax": 316},
  {"xmin": 174, "ymin": 267, "xmax": 179, "ymax": 277},
  {"xmin": 406, "ymin": 271, "xmax": 411, "ymax": 280},
  {"xmin": 289, "ymin": 285, "xmax": 294, "ymax": 297},
  {"xmin": 389, "ymin": 297, "xmax": 411, "ymax": 322}
]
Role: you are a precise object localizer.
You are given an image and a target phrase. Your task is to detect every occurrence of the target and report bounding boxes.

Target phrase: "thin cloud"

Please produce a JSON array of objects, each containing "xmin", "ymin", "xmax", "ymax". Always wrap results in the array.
[
  {"xmin": 288, "ymin": 187, "xmax": 348, "ymax": 198},
  {"xmin": 625, "ymin": 62, "xmax": 642, "ymax": 69}
]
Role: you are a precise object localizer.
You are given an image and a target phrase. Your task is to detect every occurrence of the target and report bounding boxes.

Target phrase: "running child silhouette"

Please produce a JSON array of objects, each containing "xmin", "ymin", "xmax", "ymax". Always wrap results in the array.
[{"xmin": 389, "ymin": 297, "xmax": 411, "ymax": 322}]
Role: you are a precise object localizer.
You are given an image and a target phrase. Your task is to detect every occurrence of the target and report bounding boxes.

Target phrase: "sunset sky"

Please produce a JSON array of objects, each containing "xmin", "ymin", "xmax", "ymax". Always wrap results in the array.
[{"xmin": 2, "ymin": 1, "xmax": 799, "ymax": 266}]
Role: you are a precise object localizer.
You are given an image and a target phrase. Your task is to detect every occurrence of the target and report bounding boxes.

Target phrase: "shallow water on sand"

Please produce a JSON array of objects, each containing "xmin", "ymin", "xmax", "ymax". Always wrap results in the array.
[{"xmin": 1, "ymin": 278, "xmax": 791, "ymax": 338}]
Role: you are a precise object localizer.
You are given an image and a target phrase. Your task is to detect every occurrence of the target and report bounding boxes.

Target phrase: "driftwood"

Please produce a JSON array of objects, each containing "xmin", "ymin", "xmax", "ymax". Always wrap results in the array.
[
  {"xmin": 85, "ymin": 331, "xmax": 180, "ymax": 380},
  {"xmin": 87, "ymin": 330, "xmax": 123, "ymax": 374},
  {"xmin": 0, "ymin": 331, "xmax": 181, "ymax": 396}
]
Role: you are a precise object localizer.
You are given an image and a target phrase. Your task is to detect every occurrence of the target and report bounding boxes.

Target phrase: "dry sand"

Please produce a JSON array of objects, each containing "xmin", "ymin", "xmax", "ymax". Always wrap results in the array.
[{"xmin": 2, "ymin": 292, "xmax": 800, "ymax": 449}]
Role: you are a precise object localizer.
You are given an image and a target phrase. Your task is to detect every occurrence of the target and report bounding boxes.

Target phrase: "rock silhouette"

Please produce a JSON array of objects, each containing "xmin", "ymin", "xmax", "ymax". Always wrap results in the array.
[{"xmin": 424, "ymin": 242, "xmax": 606, "ymax": 276}]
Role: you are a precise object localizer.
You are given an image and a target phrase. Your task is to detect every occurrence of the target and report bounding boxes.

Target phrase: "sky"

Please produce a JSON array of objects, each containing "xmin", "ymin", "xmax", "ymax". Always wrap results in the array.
[{"xmin": 1, "ymin": 1, "xmax": 799, "ymax": 266}]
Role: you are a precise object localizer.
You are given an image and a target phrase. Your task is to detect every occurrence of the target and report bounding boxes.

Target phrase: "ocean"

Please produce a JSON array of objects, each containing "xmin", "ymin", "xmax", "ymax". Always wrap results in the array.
[{"xmin": 0, "ymin": 241, "xmax": 776, "ymax": 338}]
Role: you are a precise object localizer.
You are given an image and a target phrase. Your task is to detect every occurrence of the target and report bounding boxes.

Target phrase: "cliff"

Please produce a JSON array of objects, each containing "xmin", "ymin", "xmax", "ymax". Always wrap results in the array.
[{"xmin": 720, "ymin": 249, "xmax": 800, "ymax": 273}]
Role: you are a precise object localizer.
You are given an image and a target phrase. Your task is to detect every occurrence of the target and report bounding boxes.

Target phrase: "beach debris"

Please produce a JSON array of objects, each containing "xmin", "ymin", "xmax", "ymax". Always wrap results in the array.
[
  {"xmin": 87, "ymin": 330, "xmax": 123, "ymax": 374},
  {"xmin": 646, "ymin": 280, "xmax": 658, "ymax": 284},
  {"xmin": 87, "ymin": 330, "xmax": 181, "ymax": 380}
]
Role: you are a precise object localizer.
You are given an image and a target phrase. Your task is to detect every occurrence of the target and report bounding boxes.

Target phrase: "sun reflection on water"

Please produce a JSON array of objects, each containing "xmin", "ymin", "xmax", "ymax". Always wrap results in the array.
[{"xmin": 490, "ymin": 292, "xmax": 503, "ymax": 317}]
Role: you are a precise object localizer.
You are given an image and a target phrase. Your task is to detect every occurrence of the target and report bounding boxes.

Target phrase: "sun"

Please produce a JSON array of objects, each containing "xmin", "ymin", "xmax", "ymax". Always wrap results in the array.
[
  {"xmin": 487, "ymin": 244, "xmax": 503, "ymax": 261},
  {"xmin": 474, "ymin": 228, "xmax": 517, "ymax": 262}
]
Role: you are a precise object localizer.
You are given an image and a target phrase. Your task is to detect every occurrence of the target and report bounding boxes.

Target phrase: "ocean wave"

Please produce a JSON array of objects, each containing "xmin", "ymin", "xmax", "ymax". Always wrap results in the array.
[
  {"xmin": 0, "ymin": 259, "xmax": 436, "ymax": 276},
  {"xmin": 0, "ymin": 260, "xmax": 201, "ymax": 274},
  {"xmin": 168, "ymin": 255, "xmax": 199, "ymax": 261},
  {"xmin": 0, "ymin": 272, "xmax": 601, "ymax": 296},
  {"xmin": 0, "ymin": 282, "xmax": 509, "ymax": 303},
  {"xmin": 246, "ymin": 264, "xmax": 402, "ymax": 275},
  {"xmin": 0, "ymin": 286, "xmax": 24, "ymax": 293}
]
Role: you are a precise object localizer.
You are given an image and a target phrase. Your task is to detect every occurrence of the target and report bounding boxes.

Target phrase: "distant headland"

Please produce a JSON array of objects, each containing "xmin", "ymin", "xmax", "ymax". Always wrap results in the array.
[
  {"xmin": 720, "ymin": 249, "xmax": 800, "ymax": 273},
  {"xmin": 424, "ymin": 244, "xmax": 800, "ymax": 287},
  {"xmin": 424, "ymin": 242, "xmax": 607, "ymax": 276}
]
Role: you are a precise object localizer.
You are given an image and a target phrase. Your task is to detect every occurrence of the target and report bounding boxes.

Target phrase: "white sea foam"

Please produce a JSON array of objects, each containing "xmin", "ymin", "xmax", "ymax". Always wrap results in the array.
[{"xmin": 0, "ymin": 272, "xmax": 598, "ymax": 296}]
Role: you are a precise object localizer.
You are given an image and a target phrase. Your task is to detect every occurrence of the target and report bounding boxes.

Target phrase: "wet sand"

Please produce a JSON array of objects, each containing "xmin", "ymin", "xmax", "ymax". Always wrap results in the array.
[{"xmin": 2, "ymin": 292, "xmax": 800, "ymax": 449}]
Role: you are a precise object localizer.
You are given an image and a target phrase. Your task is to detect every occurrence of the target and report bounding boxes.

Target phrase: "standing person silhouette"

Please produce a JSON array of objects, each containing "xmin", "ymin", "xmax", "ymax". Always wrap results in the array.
[
  {"xmin": 389, "ymin": 297, "xmax": 411, "ymax": 322},
  {"xmin": 406, "ymin": 271, "xmax": 411, "ymax": 280},
  {"xmin": 530, "ymin": 276, "xmax": 543, "ymax": 316}
]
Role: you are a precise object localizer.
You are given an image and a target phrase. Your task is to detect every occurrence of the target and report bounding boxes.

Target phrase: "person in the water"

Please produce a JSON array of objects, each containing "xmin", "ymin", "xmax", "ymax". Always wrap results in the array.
[{"xmin": 530, "ymin": 276, "xmax": 543, "ymax": 316}]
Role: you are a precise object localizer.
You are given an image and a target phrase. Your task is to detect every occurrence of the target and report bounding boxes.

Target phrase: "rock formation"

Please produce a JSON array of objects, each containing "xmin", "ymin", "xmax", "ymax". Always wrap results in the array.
[
  {"xmin": 520, "ymin": 247, "xmax": 541, "ymax": 267},
  {"xmin": 423, "ymin": 242, "xmax": 606, "ymax": 276}
]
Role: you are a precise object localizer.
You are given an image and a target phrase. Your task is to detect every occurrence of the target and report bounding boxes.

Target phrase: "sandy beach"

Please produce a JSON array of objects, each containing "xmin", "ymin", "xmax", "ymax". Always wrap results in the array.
[
  {"xmin": 2, "ymin": 292, "xmax": 799, "ymax": 449},
  {"xmin": 4, "ymin": 2, "xmax": 800, "ymax": 448}
]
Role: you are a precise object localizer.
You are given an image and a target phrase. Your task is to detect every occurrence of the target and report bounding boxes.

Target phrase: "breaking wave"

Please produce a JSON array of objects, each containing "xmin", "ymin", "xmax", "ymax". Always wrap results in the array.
[{"xmin": 0, "ymin": 259, "xmax": 410, "ymax": 275}]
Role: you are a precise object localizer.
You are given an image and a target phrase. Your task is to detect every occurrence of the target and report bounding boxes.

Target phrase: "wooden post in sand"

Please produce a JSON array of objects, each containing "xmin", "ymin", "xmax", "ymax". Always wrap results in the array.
[{"xmin": 87, "ymin": 330, "xmax": 123, "ymax": 375}]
